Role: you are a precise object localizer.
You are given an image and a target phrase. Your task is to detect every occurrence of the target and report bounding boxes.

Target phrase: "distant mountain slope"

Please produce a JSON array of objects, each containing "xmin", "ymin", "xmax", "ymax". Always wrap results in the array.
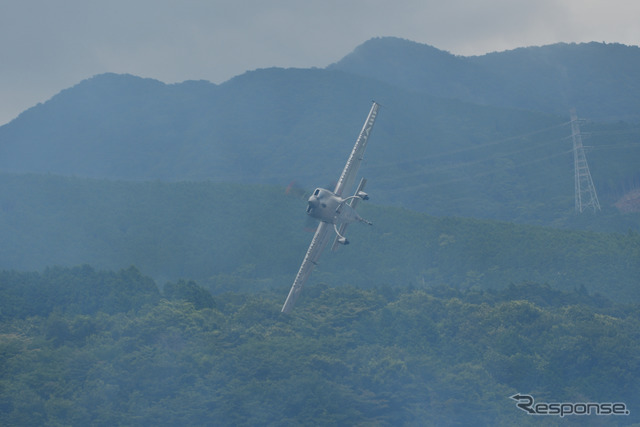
[
  {"xmin": 1, "ymin": 39, "xmax": 639, "ymax": 226},
  {"xmin": 0, "ymin": 71, "xmax": 561, "ymax": 214},
  {"xmin": 1, "ymin": 174, "xmax": 638, "ymax": 302},
  {"xmin": 329, "ymin": 37, "xmax": 640, "ymax": 121},
  {"xmin": 0, "ymin": 70, "xmax": 391, "ymax": 182}
]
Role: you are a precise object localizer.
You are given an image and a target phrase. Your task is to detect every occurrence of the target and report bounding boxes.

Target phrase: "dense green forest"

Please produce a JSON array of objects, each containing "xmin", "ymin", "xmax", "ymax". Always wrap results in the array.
[
  {"xmin": 1, "ymin": 174, "xmax": 638, "ymax": 303},
  {"xmin": 0, "ymin": 266, "xmax": 638, "ymax": 425}
]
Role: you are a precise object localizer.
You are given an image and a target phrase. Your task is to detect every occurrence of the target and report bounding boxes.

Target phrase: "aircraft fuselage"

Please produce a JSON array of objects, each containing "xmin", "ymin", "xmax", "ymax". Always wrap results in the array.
[{"xmin": 306, "ymin": 188, "xmax": 362, "ymax": 225}]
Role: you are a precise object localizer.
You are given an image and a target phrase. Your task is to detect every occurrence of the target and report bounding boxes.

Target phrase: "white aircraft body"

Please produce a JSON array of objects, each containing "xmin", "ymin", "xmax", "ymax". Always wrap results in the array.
[{"xmin": 281, "ymin": 102, "xmax": 380, "ymax": 313}]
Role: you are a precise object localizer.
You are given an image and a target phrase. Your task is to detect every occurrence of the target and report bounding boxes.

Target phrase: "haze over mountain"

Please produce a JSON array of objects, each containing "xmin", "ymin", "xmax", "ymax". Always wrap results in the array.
[
  {"xmin": 2, "ymin": 36, "xmax": 640, "ymax": 427},
  {"xmin": 330, "ymin": 37, "xmax": 640, "ymax": 122},
  {"xmin": 0, "ymin": 37, "xmax": 639, "ymax": 227},
  {"xmin": 1, "ymin": 174, "xmax": 637, "ymax": 303},
  {"xmin": 3, "ymin": 36, "xmax": 640, "ymax": 427}
]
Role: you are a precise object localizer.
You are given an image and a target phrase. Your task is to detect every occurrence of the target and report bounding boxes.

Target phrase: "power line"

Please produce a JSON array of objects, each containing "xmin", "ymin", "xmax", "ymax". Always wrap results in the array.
[
  {"xmin": 378, "ymin": 148, "xmax": 574, "ymax": 192},
  {"xmin": 365, "ymin": 120, "xmax": 571, "ymax": 172}
]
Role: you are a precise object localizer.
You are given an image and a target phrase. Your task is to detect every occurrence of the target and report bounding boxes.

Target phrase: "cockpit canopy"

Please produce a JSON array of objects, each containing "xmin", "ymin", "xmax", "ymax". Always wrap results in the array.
[{"xmin": 307, "ymin": 188, "xmax": 338, "ymax": 217}]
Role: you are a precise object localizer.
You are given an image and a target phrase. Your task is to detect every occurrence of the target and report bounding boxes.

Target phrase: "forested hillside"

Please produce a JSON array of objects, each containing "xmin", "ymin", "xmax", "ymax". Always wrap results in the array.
[
  {"xmin": 1, "ymin": 40, "xmax": 639, "ymax": 226},
  {"xmin": 1, "ymin": 174, "xmax": 638, "ymax": 303},
  {"xmin": 0, "ymin": 266, "xmax": 638, "ymax": 425},
  {"xmin": 1, "ymin": 37, "xmax": 639, "ymax": 425},
  {"xmin": 330, "ymin": 37, "xmax": 640, "ymax": 121}
]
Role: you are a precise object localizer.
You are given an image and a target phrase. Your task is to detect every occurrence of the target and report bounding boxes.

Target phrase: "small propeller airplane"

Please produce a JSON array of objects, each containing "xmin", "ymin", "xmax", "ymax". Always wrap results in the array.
[{"xmin": 281, "ymin": 101, "xmax": 380, "ymax": 313}]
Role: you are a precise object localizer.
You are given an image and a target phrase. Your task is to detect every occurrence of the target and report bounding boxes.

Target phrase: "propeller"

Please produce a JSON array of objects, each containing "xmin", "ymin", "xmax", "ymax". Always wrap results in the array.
[{"xmin": 285, "ymin": 180, "xmax": 309, "ymax": 199}]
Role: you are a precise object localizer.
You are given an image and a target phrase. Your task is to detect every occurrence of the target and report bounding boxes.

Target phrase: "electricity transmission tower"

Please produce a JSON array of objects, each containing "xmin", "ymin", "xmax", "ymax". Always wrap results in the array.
[{"xmin": 570, "ymin": 109, "xmax": 601, "ymax": 213}]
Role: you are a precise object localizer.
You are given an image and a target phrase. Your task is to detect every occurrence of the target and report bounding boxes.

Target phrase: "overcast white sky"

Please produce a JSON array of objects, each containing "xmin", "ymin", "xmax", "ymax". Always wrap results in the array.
[{"xmin": 1, "ymin": 0, "xmax": 639, "ymax": 125}]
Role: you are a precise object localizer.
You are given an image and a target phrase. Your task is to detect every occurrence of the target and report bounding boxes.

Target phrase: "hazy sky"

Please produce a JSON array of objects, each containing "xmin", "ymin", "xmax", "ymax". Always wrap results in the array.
[{"xmin": 1, "ymin": 0, "xmax": 639, "ymax": 125}]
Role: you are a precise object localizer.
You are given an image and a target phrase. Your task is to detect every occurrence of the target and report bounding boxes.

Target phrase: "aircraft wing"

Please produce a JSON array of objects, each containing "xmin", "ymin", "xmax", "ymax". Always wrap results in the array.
[
  {"xmin": 333, "ymin": 101, "xmax": 380, "ymax": 197},
  {"xmin": 281, "ymin": 221, "xmax": 333, "ymax": 313}
]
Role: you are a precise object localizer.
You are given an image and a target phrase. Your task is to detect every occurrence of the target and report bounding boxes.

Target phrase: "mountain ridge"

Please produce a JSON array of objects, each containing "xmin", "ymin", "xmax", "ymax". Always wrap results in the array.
[
  {"xmin": 1, "ymin": 38, "xmax": 639, "ymax": 227},
  {"xmin": 329, "ymin": 37, "xmax": 640, "ymax": 121}
]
